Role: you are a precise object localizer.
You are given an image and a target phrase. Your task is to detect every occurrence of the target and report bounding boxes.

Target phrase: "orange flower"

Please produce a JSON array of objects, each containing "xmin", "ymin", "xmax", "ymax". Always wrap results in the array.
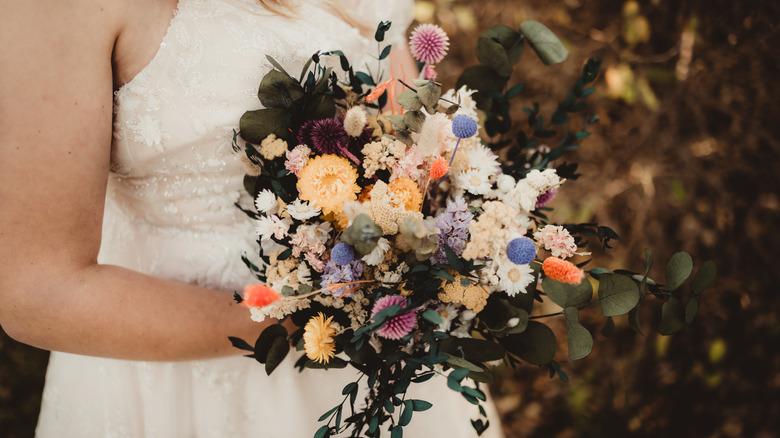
[
  {"xmin": 297, "ymin": 154, "xmax": 360, "ymax": 215},
  {"xmin": 542, "ymin": 257, "xmax": 585, "ymax": 285},
  {"xmin": 429, "ymin": 156, "xmax": 449, "ymax": 179},
  {"xmin": 365, "ymin": 79, "xmax": 392, "ymax": 104},
  {"xmin": 241, "ymin": 284, "xmax": 282, "ymax": 308},
  {"xmin": 388, "ymin": 177, "xmax": 423, "ymax": 212}
]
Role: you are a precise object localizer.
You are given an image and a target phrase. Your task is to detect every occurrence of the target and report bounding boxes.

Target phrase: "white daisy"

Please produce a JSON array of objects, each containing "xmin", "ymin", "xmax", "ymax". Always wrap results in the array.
[
  {"xmin": 255, "ymin": 215, "xmax": 290, "ymax": 240},
  {"xmin": 254, "ymin": 189, "xmax": 279, "ymax": 214},
  {"xmin": 496, "ymin": 257, "xmax": 535, "ymax": 296},
  {"xmin": 286, "ymin": 198, "xmax": 321, "ymax": 221},
  {"xmin": 455, "ymin": 168, "xmax": 493, "ymax": 195}
]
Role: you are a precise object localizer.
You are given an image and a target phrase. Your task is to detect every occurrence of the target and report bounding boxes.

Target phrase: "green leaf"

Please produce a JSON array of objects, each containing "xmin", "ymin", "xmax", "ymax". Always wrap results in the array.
[
  {"xmin": 257, "ymin": 69, "xmax": 302, "ymax": 108},
  {"xmin": 422, "ymin": 309, "xmax": 443, "ymax": 324},
  {"xmin": 658, "ymin": 297, "xmax": 686, "ymax": 335},
  {"xmin": 666, "ymin": 251, "xmax": 693, "ymax": 291},
  {"xmin": 476, "ymin": 37, "xmax": 512, "ymax": 77},
  {"xmin": 399, "ymin": 400, "xmax": 414, "ymax": 426},
  {"xmin": 517, "ymin": 21, "xmax": 568, "ymax": 65},
  {"xmin": 416, "ymin": 81, "xmax": 441, "ymax": 110},
  {"xmin": 239, "ymin": 108, "xmax": 290, "ymax": 144},
  {"xmin": 440, "ymin": 337, "xmax": 505, "ymax": 362},
  {"xmin": 543, "ymin": 277, "xmax": 593, "ymax": 308},
  {"xmin": 391, "ymin": 426, "xmax": 403, "ymax": 438},
  {"xmin": 598, "ymin": 274, "xmax": 640, "ymax": 317},
  {"xmin": 411, "ymin": 399, "xmax": 433, "ymax": 412},
  {"xmin": 403, "ymin": 110, "xmax": 426, "ymax": 133},
  {"xmin": 379, "ymin": 44, "xmax": 392, "ymax": 61},
  {"xmin": 563, "ymin": 307, "xmax": 593, "ymax": 360},
  {"xmin": 397, "ymin": 89, "xmax": 423, "ymax": 111},
  {"xmin": 480, "ymin": 25, "xmax": 524, "ymax": 65},
  {"xmin": 628, "ymin": 306, "xmax": 645, "ymax": 337},
  {"xmin": 386, "ymin": 114, "xmax": 407, "ymax": 131},
  {"xmin": 265, "ymin": 335, "xmax": 289, "ymax": 375},
  {"xmin": 692, "ymin": 260, "xmax": 716, "ymax": 295},
  {"xmin": 228, "ymin": 336, "xmax": 254, "ymax": 352},
  {"xmin": 501, "ymin": 321, "xmax": 557, "ymax": 365},
  {"xmin": 444, "ymin": 354, "xmax": 484, "ymax": 373},
  {"xmin": 304, "ymin": 357, "xmax": 348, "ymax": 369},
  {"xmin": 314, "ymin": 425, "xmax": 330, "ymax": 438},
  {"xmin": 640, "ymin": 248, "xmax": 653, "ymax": 292},
  {"xmin": 685, "ymin": 297, "xmax": 698, "ymax": 324},
  {"xmin": 318, "ymin": 406, "xmax": 339, "ymax": 422},
  {"xmin": 456, "ymin": 65, "xmax": 509, "ymax": 110},
  {"xmin": 254, "ymin": 324, "xmax": 288, "ymax": 363}
]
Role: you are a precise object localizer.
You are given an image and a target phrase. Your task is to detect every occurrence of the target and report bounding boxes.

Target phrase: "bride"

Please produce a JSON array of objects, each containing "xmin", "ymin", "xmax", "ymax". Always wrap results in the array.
[{"xmin": 0, "ymin": 0, "xmax": 502, "ymax": 436}]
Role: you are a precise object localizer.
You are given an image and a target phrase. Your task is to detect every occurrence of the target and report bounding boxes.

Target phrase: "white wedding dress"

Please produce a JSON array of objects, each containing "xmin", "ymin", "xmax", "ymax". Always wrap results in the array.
[{"xmin": 35, "ymin": 0, "xmax": 503, "ymax": 436}]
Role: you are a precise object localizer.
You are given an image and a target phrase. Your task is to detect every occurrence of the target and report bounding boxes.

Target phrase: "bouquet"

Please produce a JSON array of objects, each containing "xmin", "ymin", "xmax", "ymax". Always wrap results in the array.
[{"xmin": 229, "ymin": 20, "xmax": 716, "ymax": 438}]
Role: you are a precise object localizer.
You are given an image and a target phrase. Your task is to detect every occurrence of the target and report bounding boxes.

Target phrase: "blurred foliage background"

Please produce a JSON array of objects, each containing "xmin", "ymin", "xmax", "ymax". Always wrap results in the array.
[{"xmin": 2, "ymin": 0, "xmax": 779, "ymax": 436}]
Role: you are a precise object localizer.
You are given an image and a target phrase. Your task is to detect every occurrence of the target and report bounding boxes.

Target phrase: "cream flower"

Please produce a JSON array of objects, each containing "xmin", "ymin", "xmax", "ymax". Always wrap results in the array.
[
  {"xmin": 259, "ymin": 134, "xmax": 289, "ymax": 160},
  {"xmin": 255, "ymin": 215, "xmax": 291, "ymax": 240},
  {"xmin": 287, "ymin": 198, "xmax": 321, "ymax": 221},
  {"xmin": 496, "ymin": 257, "xmax": 535, "ymax": 296},
  {"xmin": 255, "ymin": 189, "xmax": 279, "ymax": 214}
]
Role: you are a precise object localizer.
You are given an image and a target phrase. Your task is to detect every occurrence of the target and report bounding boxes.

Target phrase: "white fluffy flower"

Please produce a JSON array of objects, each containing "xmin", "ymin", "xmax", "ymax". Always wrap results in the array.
[
  {"xmin": 297, "ymin": 261, "xmax": 312, "ymax": 284},
  {"xmin": 343, "ymin": 106, "xmax": 367, "ymax": 137},
  {"xmin": 496, "ymin": 174, "xmax": 516, "ymax": 193},
  {"xmin": 254, "ymin": 189, "xmax": 279, "ymax": 214},
  {"xmin": 464, "ymin": 144, "xmax": 500, "ymax": 175},
  {"xmin": 440, "ymin": 85, "xmax": 478, "ymax": 119},
  {"xmin": 255, "ymin": 215, "xmax": 291, "ymax": 240},
  {"xmin": 414, "ymin": 113, "xmax": 451, "ymax": 157},
  {"xmin": 436, "ymin": 303, "xmax": 460, "ymax": 332},
  {"xmin": 496, "ymin": 257, "xmax": 535, "ymax": 296},
  {"xmin": 286, "ymin": 198, "xmax": 321, "ymax": 221},
  {"xmin": 524, "ymin": 168, "xmax": 564, "ymax": 193},
  {"xmin": 361, "ymin": 237, "xmax": 390, "ymax": 266}
]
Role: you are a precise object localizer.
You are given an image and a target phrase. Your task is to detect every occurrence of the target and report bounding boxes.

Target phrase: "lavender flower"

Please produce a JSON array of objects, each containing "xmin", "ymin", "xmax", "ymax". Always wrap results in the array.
[
  {"xmin": 409, "ymin": 24, "xmax": 450, "ymax": 65},
  {"xmin": 331, "ymin": 243, "xmax": 355, "ymax": 265},
  {"xmin": 430, "ymin": 197, "xmax": 473, "ymax": 264},
  {"xmin": 371, "ymin": 295, "xmax": 417, "ymax": 340},
  {"xmin": 320, "ymin": 259, "xmax": 365, "ymax": 295}
]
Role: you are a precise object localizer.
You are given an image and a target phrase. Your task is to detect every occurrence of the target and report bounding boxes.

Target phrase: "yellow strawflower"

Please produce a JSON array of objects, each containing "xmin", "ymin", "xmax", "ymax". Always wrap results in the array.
[
  {"xmin": 297, "ymin": 155, "xmax": 360, "ymax": 215},
  {"xmin": 303, "ymin": 312, "xmax": 337, "ymax": 364}
]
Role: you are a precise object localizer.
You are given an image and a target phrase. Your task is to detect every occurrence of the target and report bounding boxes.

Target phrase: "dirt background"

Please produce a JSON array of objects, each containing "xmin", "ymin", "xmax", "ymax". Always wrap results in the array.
[{"xmin": 2, "ymin": 0, "xmax": 779, "ymax": 437}]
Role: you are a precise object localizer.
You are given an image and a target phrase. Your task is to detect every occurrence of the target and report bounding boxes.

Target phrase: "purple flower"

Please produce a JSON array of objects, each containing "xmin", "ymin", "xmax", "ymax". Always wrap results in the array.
[
  {"xmin": 301, "ymin": 118, "xmax": 349, "ymax": 155},
  {"xmin": 409, "ymin": 24, "xmax": 449, "ymax": 65},
  {"xmin": 451, "ymin": 114, "xmax": 478, "ymax": 139},
  {"xmin": 507, "ymin": 237, "xmax": 537, "ymax": 265},
  {"xmin": 536, "ymin": 188, "xmax": 557, "ymax": 208},
  {"xmin": 371, "ymin": 295, "xmax": 417, "ymax": 340},
  {"xmin": 320, "ymin": 259, "xmax": 365, "ymax": 296},
  {"xmin": 430, "ymin": 198, "xmax": 473, "ymax": 264},
  {"xmin": 331, "ymin": 243, "xmax": 354, "ymax": 265}
]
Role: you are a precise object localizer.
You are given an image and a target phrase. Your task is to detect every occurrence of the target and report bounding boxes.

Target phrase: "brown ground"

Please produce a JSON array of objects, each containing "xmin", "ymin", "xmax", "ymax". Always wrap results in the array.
[{"xmin": 2, "ymin": 0, "xmax": 779, "ymax": 437}]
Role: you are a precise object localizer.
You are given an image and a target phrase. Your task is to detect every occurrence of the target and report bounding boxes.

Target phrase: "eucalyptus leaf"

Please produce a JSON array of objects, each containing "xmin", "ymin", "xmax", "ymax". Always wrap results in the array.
[
  {"xmin": 314, "ymin": 425, "xmax": 330, "ymax": 438},
  {"xmin": 403, "ymin": 110, "xmax": 426, "ymax": 132},
  {"xmin": 444, "ymin": 354, "xmax": 484, "ymax": 372},
  {"xmin": 239, "ymin": 108, "xmax": 290, "ymax": 144},
  {"xmin": 692, "ymin": 260, "xmax": 717, "ymax": 295},
  {"xmin": 518, "ymin": 21, "xmax": 568, "ymax": 65},
  {"xmin": 440, "ymin": 337, "xmax": 505, "ymax": 362},
  {"xmin": 391, "ymin": 426, "xmax": 403, "ymax": 438},
  {"xmin": 386, "ymin": 114, "xmax": 407, "ymax": 131},
  {"xmin": 658, "ymin": 297, "xmax": 686, "ymax": 335},
  {"xmin": 685, "ymin": 297, "xmax": 699, "ymax": 324},
  {"xmin": 257, "ymin": 69, "xmax": 301, "ymax": 108},
  {"xmin": 476, "ymin": 37, "xmax": 512, "ymax": 77},
  {"xmin": 502, "ymin": 321, "xmax": 557, "ymax": 365},
  {"xmin": 479, "ymin": 25, "xmax": 524, "ymax": 65},
  {"xmin": 598, "ymin": 274, "xmax": 640, "ymax": 317},
  {"xmin": 456, "ymin": 65, "xmax": 508, "ymax": 110},
  {"xmin": 265, "ymin": 335, "xmax": 289, "ymax": 375},
  {"xmin": 397, "ymin": 89, "xmax": 423, "ymax": 111},
  {"xmin": 628, "ymin": 306, "xmax": 645, "ymax": 337},
  {"xmin": 254, "ymin": 323, "xmax": 288, "ymax": 364},
  {"xmin": 416, "ymin": 81, "xmax": 441, "ymax": 109},
  {"xmin": 564, "ymin": 307, "xmax": 593, "ymax": 360},
  {"xmin": 601, "ymin": 316, "xmax": 615, "ymax": 338},
  {"xmin": 666, "ymin": 251, "xmax": 693, "ymax": 291},
  {"xmin": 543, "ymin": 277, "xmax": 593, "ymax": 308},
  {"xmin": 412, "ymin": 400, "xmax": 433, "ymax": 412}
]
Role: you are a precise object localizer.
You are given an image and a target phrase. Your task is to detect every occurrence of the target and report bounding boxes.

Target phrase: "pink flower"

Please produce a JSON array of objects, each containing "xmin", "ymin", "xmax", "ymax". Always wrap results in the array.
[
  {"xmin": 409, "ymin": 24, "xmax": 449, "ymax": 65},
  {"xmin": 284, "ymin": 145, "xmax": 311, "ymax": 176},
  {"xmin": 371, "ymin": 295, "xmax": 417, "ymax": 340},
  {"xmin": 392, "ymin": 145, "xmax": 425, "ymax": 182},
  {"xmin": 533, "ymin": 224, "xmax": 577, "ymax": 259}
]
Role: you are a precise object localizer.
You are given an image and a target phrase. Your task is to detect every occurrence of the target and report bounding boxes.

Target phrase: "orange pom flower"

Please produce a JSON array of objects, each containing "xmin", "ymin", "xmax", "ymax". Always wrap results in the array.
[
  {"xmin": 241, "ymin": 284, "xmax": 281, "ymax": 308},
  {"xmin": 542, "ymin": 257, "xmax": 585, "ymax": 285},
  {"xmin": 429, "ymin": 156, "xmax": 449, "ymax": 179},
  {"xmin": 365, "ymin": 79, "xmax": 393, "ymax": 104}
]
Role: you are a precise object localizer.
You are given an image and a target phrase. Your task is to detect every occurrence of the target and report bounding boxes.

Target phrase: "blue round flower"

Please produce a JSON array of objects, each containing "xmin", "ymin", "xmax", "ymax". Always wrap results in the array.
[
  {"xmin": 451, "ymin": 114, "xmax": 478, "ymax": 139},
  {"xmin": 507, "ymin": 237, "xmax": 536, "ymax": 265},
  {"xmin": 331, "ymin": 243, "xmax": 355, "ymax": 265}
]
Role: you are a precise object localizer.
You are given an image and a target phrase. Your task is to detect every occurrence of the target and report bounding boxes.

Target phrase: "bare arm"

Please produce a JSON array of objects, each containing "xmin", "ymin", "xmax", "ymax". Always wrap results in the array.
[{"xmin": 0, "ymin": 0, "xmax": 267, "ymax": 361}]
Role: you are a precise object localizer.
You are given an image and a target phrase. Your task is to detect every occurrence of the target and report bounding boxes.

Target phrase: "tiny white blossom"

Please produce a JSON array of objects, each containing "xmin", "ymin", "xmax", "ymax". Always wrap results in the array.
[
  {"xmin": 287, "ymin": 198, "xmax": 321, "ymax": 221},
  {"xmin": 361, "ymin": 237, "xmax": 390, "ymax": 266}
]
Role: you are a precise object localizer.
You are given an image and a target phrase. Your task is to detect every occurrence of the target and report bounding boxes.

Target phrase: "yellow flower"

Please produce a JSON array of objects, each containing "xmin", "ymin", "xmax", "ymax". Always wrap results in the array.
[
  {"xmin": 297, "ymin": 155, "xmax": 360, "ymax": 215},
  {"xmin": 388, "ymin": 177, "xmax": 423, "ymax": 212},
  {"xmin": 438, "ymin": 274, "xmax": 490, "ymax": 313},
  {"xmin": 303, "ymin": 312, "xmax": 337, "ymax": 364}
]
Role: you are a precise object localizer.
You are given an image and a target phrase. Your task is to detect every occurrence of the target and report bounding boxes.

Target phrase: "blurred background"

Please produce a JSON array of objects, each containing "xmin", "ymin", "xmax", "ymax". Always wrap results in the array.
[{"xmin": 2, "ymin": 0, "xmax": 778, "ymax": 436}]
